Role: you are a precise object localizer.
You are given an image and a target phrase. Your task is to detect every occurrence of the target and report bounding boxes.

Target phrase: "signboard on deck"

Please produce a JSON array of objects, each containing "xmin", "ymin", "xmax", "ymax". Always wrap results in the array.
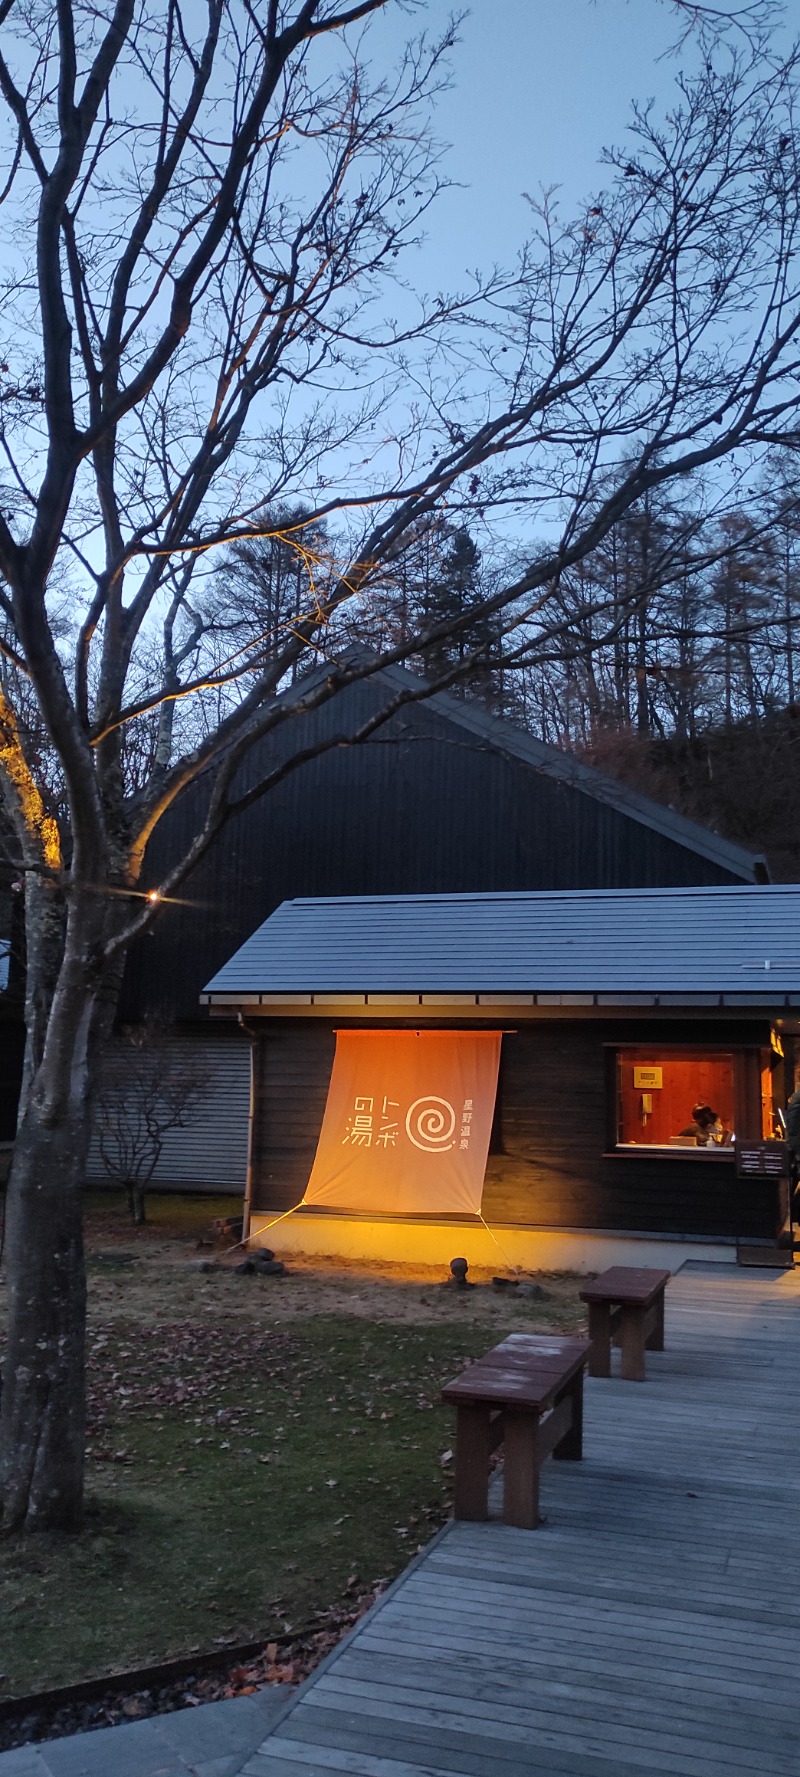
[
  {"xmin": 735, "ymin": 1140, "xmax": 789, "ymax": 1180},
  {"xmin": 303, "ymin": 1029, "xmax": 502, "ymax": 1215}
]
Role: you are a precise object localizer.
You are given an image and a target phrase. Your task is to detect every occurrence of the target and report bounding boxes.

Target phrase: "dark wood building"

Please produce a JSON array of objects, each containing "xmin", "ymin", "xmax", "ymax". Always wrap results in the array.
[
  {"xmin": 202, "ymin": 887, "xmax": 799, "ymax": 1271},
  {"xmin": 106, "ymin": 658, "xmax": 769, "ymax": 1194},
  {"xmin": 127, "ymin": 659, "xmax": 767, "ymax": 1023}
]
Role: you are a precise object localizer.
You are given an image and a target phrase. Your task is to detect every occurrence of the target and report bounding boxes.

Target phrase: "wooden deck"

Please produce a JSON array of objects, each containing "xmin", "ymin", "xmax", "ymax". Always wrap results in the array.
[{"xmin": 240, "ymin": 1264, "xmax": 800, "ymax": 1777}]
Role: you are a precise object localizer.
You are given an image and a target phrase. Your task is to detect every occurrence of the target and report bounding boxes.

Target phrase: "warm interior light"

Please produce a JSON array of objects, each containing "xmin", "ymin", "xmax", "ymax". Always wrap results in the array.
[
  {"xmin": 147, "ymin": 889, "xmax": 161, "ymax": 903},
  {"xmin": 617, "ymin": 1047, "xmax": 736, "ymax": 1147}
]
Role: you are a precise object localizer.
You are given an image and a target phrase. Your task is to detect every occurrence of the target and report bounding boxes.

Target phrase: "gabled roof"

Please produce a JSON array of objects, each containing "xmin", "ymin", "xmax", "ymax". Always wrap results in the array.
[
  {"xmin": 283, "ymin": 650, "xmax": 767, "ymax": 884},
  {"xmin": 202, "ymin": 885, "xmax": 800, "ymax": 1005}
]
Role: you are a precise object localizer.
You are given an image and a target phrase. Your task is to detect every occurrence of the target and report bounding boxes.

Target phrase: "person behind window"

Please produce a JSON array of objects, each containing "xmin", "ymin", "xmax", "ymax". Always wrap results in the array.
[
  {"xmin": 679, "ymin": 1102, "xmax": 725, "ymax": 1147},
  {"xmin": 785, "ymin": 1083, "xmax": 800, "ymax": 1166},
  {"xmin": 785, "ymin": 1084, "xmax": 800, "ymax": 1225}
]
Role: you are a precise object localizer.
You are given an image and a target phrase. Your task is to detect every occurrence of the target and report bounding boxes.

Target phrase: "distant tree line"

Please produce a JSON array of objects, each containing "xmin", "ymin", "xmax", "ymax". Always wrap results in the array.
[
  {"xmin": 210, "ymin": 457, "xmax": 800, "ymax": 742},
  {"xmin": 504, "ymin": 468, "xmax": 800, "ymax": 751},
  {"xmin": 206, "ymin": 462, "xmax": 800, "ymax": 876}
]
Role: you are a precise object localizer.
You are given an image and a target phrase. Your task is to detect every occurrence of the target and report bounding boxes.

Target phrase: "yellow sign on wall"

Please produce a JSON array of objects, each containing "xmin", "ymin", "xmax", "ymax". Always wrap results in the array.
[{"xmin": 633, "ymin": 1065, "xmax": 663, "ymax": 1090}]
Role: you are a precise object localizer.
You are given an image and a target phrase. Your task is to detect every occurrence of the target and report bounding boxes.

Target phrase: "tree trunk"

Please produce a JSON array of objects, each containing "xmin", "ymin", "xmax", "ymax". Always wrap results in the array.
[
  {"xmin": 0, "ymin": 892, "xmax": 117, "ymax": 1533},
  {"xmin": 635, "ymin": 596, "xmax": 650, "ymax": 737},
  {"xmin": 0, "ymin": 1108, "xmax": 88, "ymax": 1531},
  {"xmin": 127, "ymin": 1182, "xmax": 146, "ymax": 1225},
  {"xmin": 784, "ymin": 526, "xmax": 795, "ymax": 709}
]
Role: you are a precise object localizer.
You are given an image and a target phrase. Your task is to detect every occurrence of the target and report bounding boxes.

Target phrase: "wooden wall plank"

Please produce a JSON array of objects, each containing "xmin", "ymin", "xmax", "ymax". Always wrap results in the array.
[{"xmin": 250, "ymin": 1018, "xmax": 777, "ymax": 1237}]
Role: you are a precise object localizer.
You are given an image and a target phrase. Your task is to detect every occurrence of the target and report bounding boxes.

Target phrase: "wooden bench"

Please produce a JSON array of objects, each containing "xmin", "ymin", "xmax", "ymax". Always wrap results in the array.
[
  {"xmin": 441, "ymin": 1333, "xmax": 589, "ymax": 1529},
  {"xmin": 579, "ymin": 1266, "xmax": 670, "ymax": 1382}
]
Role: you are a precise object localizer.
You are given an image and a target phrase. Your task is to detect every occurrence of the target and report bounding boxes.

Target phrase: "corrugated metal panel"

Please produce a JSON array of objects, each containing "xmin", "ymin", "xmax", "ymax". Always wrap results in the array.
[
  {"xmin": 203, "ymin": 885, "xmax": 800, "ymax": 999},
  {"xmin": 87, "ymin": 1031, "xmax": 250, "ymax": 1189}
]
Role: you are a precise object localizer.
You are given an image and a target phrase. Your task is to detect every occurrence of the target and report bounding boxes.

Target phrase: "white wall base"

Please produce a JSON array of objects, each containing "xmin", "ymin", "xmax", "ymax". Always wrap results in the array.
[{"xmin": 249, "ymin": 1211, "xmax": 736, "ymax": 1274}]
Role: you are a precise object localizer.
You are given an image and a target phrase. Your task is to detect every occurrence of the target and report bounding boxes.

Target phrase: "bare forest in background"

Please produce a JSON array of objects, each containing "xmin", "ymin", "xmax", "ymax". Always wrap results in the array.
[
  {"xmin": 205, "ymin": 456, "xmax": 800, "ymax": 879},
  {"xmin": 508, "ymin": 468, "xmax": 800, "ymax": 881}
]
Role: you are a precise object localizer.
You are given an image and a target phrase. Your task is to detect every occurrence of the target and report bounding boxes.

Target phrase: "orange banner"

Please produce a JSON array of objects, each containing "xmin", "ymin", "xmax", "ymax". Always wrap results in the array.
[{"xmin": 303, "ymin": 1030, "xmax": 502, "ymax": 1215}]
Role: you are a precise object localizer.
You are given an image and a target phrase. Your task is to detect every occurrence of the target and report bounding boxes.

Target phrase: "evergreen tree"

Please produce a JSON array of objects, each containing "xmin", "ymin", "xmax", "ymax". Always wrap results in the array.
[{"xmin": 417, "ymin": 526, "xmax": 504, "ymax": 709}]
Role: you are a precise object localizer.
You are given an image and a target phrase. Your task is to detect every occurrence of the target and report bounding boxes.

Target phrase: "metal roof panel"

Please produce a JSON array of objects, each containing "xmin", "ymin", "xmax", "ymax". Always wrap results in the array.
[{"xmin": 202, "ymin": 886, "xmax": 800, "ymax": 999}]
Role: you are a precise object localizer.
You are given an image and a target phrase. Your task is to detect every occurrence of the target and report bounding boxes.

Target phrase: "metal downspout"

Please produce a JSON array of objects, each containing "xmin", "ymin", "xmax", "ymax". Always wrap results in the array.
[{"xmin": 238, "ymin": 1015, "xmax": 258, "ymax": 1245}]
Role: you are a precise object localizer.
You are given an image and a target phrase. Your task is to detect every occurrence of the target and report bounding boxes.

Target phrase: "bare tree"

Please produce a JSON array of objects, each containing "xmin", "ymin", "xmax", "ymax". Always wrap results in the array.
[
  {"xmin": 512, "ymin": 468, "xmax": 800, "ymax": 754},
  {"xmin": 95, "ymin": 1025, "xmax": 210, "ymax": 1226},
  {"xmin": 0, "ymin": 0, "xmax": 799, "ymax": 1532}
]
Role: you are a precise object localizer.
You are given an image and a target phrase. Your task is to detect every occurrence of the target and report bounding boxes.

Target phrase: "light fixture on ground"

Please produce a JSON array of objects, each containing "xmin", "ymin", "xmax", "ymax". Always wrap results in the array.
[{"xmin": 449, "ymin": 1256, "xmax": 471, "ymax": 1289}]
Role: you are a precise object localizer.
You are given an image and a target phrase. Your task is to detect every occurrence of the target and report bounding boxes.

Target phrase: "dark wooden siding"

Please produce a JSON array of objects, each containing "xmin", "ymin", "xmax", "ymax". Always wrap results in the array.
[
  {"xmin": 482, "ymin": 1021, "xmax": 777, "ymax": 1238},
  {"xmin": 251, "ymin": 1024, "xmax": 335, "ymax": 1211},
  {"xmin": 124, "ymin": 678, "xmax": 751, "ymax": 1022},
  {"xmin": 249, "ymin": 1016, "xmax": 778, "ymax": 1239}
]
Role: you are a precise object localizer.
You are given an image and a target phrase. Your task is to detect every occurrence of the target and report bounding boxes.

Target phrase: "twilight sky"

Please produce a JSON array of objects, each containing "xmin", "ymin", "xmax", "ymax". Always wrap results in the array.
[{"xmin": 386, "ymin": 0, "xmax": 687, "ymax": 287}]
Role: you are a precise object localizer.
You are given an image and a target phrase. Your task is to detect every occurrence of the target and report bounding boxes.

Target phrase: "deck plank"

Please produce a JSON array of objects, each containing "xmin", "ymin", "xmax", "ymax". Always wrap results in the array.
[{"xmin": 240, "ymin": 1264, "xmax": 800, "ymax": 1777}]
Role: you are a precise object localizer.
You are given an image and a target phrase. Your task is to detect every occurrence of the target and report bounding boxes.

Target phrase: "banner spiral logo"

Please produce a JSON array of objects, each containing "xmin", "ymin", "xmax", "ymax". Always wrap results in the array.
[{"xmin": 405, "ymin": 1096, "xmax": 456, "ymax": 1152}]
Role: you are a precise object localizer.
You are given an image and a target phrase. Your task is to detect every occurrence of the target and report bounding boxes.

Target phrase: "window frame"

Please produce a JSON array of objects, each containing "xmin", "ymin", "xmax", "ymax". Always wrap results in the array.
[{"xmin": 605, "ymin": 1041, "xmax": 774, "ymax": 1159}]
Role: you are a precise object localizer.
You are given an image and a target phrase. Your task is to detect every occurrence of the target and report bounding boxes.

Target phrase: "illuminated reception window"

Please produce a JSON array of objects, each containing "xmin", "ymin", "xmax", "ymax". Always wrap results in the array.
[{"xmin": 616, "ymin": 1048, "xmax": 737, "ymax": 1151}]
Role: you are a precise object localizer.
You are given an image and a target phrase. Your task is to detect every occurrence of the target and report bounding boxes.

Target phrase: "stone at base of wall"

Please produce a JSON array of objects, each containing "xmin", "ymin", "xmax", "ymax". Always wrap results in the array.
[{"xmin": 247, "ymin": 1212, "xmax": 736, "ymax": 1274}]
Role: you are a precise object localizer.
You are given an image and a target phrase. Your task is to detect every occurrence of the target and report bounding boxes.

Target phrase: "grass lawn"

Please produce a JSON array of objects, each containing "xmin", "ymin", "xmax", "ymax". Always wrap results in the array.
[{"xmin": 0, "ymin": 1192, "xmax": 586, "ymax": 1698}]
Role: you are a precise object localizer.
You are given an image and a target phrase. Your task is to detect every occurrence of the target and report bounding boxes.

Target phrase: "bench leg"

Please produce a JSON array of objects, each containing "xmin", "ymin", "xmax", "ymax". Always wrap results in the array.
[
  {"xmin": 587, "ymin": 1301, "xmax": 612, "ymax": 1377},
  {"xmin": 646, "ymin": 1289, "xmax": 665, "ymax": 1352},
  {"xmin": 552, "ymin": 1371, "xmax": 583, "ymax": 1461},
  {"xmin": 502, "ymin": 1408, "xmax": 541, "ymax": 1529},
  {"xmin": 619, "ymin": 1305, "xmax": 646, "ymax": 1381},
  {"xmin": 453, "ymin": 1404, "xmax": 492, "ymax": 1521}
]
